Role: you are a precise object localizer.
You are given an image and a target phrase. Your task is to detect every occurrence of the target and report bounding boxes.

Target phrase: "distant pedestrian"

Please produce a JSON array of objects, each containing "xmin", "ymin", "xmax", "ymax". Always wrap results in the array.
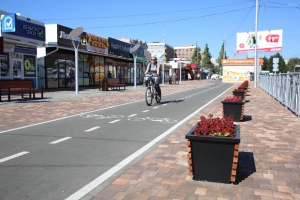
[
  {"xmin": 188, "ymin": 73, "xmax": 191, "ymax": 81},
  {"xmin": 107, "ymin": 71, "xmax": 112, "ymax": 78},
  {"xmin": 197, "ymin": 73, "xmax": 200, "ymax": 81},
  {"xmin": 69, "ymin": 68, "xmax": 75, "ymax": 89}
]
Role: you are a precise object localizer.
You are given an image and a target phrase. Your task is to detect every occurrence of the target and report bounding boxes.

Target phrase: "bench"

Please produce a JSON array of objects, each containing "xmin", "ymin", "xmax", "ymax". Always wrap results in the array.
[
  {"xmin": 107, "ymin": 78, "xmax": 125, "ymax": 90},
  {"xmin": 0, "ymin": 80, "xmax": 44, "ymax": 102}
]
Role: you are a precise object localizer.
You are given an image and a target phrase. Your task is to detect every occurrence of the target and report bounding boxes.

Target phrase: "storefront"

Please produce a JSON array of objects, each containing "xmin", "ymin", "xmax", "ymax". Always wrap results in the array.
[
  {"xmin": 0, "ymin": 12, "xmax": 46, "ymax": 87},
  {"xmin": 222, "ymin": 58, "xmax": 263, "ymax": 82},
  {"xmin": 43, "ymin": 24, "xmax": 144, "ymax": 89}
]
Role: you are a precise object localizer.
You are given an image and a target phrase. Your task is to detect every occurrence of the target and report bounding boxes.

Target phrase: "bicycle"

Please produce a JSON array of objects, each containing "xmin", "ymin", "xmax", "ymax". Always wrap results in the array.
[{"xmin": 144, "ymin": 73, "xmax": 161, "ymax": 106}]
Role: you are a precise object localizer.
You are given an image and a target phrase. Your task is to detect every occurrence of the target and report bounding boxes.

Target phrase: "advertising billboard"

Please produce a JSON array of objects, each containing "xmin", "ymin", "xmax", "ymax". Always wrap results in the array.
[{"xmin": 236, "ymin": 29, "xmax": 282, "ymax": 54}]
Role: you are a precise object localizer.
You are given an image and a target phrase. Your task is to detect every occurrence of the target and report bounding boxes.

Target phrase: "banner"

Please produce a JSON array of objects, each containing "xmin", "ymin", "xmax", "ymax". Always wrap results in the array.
[
  {"xmin": 24, "ymin": 55, "xmax": 36, "ymax": 77},
  {"xmin": 236, "ymin": 29, "xmax": 283, "ymax": 54},
  {"xmin": 0, "ymin": 53, "xmax": 10, "ymax": 77}
]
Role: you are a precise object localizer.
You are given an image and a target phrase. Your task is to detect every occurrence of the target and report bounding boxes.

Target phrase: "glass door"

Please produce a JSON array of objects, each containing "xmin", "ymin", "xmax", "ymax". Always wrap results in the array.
[
  {"xmin": 58, "ymin": 59, "xmax": 66, "ymax": 87},
  {"xmin": 12, "ymin": 58, "xmax": 23, "ymax": 79}
]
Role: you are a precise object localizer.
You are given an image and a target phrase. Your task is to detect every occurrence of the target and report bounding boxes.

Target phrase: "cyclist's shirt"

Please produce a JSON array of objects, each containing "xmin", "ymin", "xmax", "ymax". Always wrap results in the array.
[{"xmin": 147, "ymin": 63, "xmax": 158, "ymax": 74}]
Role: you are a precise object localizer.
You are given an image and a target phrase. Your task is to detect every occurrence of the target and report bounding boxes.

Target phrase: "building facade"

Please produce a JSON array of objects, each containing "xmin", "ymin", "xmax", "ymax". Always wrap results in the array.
[
  {"xmin": 0, "ymin": 11, "xmax": 46, "ymax": 88},
  {"xmin": 39, "ymin": 24, "xmax": 145, "ymax": 89},
  {"xmin": 174, "ymin": 44, "xmax": 196, "ymax": 60},
  {"xmin": 147, "ymin": 42, "xmax": 174, "ymax": 61}
]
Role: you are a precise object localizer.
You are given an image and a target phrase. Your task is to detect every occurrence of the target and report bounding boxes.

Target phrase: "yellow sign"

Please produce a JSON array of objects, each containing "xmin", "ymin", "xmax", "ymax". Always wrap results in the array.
[{"xmin": 222, "ymin": 58, "xmax": 263, "ymax": 65}]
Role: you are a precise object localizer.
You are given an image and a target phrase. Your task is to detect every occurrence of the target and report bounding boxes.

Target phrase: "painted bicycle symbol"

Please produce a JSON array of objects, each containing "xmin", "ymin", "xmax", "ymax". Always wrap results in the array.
[
  {"xmin": 128, "ymin": 117, "xmax": 177, "ymax": 123},
  {"xmin": 80, "ymin": 115, "xmax": 177, "ymax": 123},
  {"xmin": 80, "ymin": 114, "xmax": 124, "ymax": 119}
]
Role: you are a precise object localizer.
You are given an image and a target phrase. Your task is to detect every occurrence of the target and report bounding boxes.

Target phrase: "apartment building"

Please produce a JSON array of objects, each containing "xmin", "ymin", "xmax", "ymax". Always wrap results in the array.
[
  {"xmin": 147, "ymin": 42, "xmax": 175, "ymax": 61},
  {"xmin": 174, "ymin": 44, "xmax": 197, "ymax": 60}
]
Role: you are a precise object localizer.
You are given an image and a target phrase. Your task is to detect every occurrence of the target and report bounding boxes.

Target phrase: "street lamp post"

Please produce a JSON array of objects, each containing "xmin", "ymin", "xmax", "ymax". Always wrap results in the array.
[
  {"xmin": 159, "ymin": 53, "xmax": 166, "ymax": 85},
  {"xmin": 179, "ymin": 63, "xmax": 182, "ymax": 84},
  {"xmin": 67, "ymin": 27, "xmax": 83, "ymax": 94},
  {"xmin": 131, "ymin": 44, "xmax": 141, "ymax": 89}
]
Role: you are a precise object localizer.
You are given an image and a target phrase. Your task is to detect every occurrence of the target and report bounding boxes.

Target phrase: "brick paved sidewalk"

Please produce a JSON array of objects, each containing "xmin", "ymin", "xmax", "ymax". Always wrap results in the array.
[{"xmin": 91, "ymin": 83, "xmax": 300, "ymax": 200}]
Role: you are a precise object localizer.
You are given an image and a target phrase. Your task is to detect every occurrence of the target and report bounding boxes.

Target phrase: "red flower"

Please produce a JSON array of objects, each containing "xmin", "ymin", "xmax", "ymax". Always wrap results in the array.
[
  {"xmin": 224, "ymin": 95, "xmax": 242, "ymax": 102},
  {"xmin": 194, "ymin": 114, "xmax": 235, "ymax": 137}
]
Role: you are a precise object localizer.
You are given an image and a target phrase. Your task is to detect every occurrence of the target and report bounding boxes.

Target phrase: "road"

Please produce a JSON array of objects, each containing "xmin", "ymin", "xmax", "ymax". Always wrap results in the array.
[{"xmin": 0, "ymin": 81, "xmax": 234, "ymax": 200}]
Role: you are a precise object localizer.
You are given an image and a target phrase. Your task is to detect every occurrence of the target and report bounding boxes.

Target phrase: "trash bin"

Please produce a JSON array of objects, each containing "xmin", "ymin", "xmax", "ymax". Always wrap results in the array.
[{"xmin": 102, "ymin": 79, "xmax": 108, "ymax": 91}]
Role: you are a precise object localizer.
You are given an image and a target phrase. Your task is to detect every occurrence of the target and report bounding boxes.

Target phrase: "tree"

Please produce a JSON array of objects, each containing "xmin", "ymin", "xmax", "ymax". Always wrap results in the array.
[
  {"xmin": 261, "ymin": 56, "xmax": 269, "ymax": 71},
  {"xmin": 217, "ymin": 43, "xmax": 227, "ymax": 67},
  {"xmin": 202, "ymin": 44, "xmax": 213, "ymax": 69},
  {"xmin": 191, "ymin": 45, "xmax": 201, "ymax": 67},
  {"xmin": 286, "ymin": 58, "xmax": 300, "ymax": 72}
]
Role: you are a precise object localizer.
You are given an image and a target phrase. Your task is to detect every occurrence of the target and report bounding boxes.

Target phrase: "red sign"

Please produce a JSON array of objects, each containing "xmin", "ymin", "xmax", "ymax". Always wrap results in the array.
[
  {"xmin": 237, "ymin": 47, "xmax": 282, "ymax": 53},
  {"xmin": 266, "ymin": 34, "xmax": 279, "ymax": 43}
]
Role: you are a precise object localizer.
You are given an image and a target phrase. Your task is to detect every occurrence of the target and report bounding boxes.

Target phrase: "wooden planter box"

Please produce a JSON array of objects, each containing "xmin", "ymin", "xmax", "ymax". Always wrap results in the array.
[
  {"xmin": 222, "ymin": 101, "xmax": 245, "ymax": 122},
  {"xmin": 232, "ymin": 91, "xmax": 246, "ymax": 101},
  {"xmin": 185, "ymin": 124, "xmax": 240, "ymax": 184}
]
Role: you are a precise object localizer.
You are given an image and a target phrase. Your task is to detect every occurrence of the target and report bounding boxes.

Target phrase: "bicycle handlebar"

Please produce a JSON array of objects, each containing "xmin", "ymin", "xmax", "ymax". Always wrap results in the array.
[{"xmin": 144, "ymin": 73, "xmax": 158, "ymax": 77}]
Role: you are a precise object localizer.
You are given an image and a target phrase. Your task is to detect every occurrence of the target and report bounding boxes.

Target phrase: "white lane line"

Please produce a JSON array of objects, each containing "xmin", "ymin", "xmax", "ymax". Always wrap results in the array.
[
  {"xmin": 185, "ymin": 97, "xmax": 189, "ymax": 98},
  {"xmin": 65, "ymin": 83, "xmax": 235, "ymax": 200},
  {"xmin": 153, "ymin": 107, "xmax": 159, "ymax": 109},
  {"xmin": 128, "ymin": 114, "xmax": 137, "ymax": 117},
  {"xmin": 50, "ymin": 137, "xmax": 72, "ymax": 144},
  {"xmin": 162, "ymin": 104, "xmax": 167, "ymax": 106},
  {"xmin": 0, "ymin": 151, "xmax": 29, "ymax": 163},
  {"xmin": 109, "ymin": 119, "xmax": 121, "ymax": 123},
  {"xmin": 84, "ymin": 127, "xmax": 100, "ymax": 132},
  {"xmin": 142, "ymin": 110, "xmax": 150, "ymax": 112}
]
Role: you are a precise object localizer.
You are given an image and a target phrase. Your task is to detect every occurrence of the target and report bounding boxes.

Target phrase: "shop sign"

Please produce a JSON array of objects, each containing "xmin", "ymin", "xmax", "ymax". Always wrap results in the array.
[
  {"xmin": 108, "ymin": 37, "xmax": 131, "ymax": 58},
  {"xmin": 3, "ymin": 43, "xmax": 15, "ymax": 52},
  {"xmin": 23, "ymin": 55, "xmax": 36, "ymax": 77},
  {"xmin": 0, "ymin": 53, "xmax": 10, "ymax": 77},
  {"xmin": 222, "ymin": 58, "xmax": 263, "ymax": 65},
  {"xmin": 15, "ymin": 45, "xmax": 37, "ymax": 55},
  {"xmin": 5, "ymin": 19, "xmax": 45, "ymax": 42},
  {"xmin": 86, "ymin": 33, "xmax": 108, "ymax": 54},
  {"xmin": 57, "ymin": 25, "xmax": 86, "ymax": 49},
  {"xmin": 1, "ymin": 14, "xmax": 16, "ymax": 33},
  {"xmin": 136, "ymin": 54, "xmax": 145, "ymax": 62}
]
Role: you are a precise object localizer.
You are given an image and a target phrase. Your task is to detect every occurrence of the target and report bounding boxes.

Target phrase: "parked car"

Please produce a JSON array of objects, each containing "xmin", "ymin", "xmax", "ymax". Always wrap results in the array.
[{"xmin": 211, "ymin": 74, "xmax": 221, "ymax": 80}]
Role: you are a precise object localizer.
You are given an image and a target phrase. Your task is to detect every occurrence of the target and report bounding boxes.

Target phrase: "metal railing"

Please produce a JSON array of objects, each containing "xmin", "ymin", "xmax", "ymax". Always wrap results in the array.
[{"xmin": 259, "ymin": 73, "xmax": 300, "ymax": 118}]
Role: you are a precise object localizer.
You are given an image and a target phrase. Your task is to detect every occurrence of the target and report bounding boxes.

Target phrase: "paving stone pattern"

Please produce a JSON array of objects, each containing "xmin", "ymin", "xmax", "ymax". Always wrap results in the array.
[{"xmin": 91, "ymin": 82, "xmax": 300, "ymax": 200}]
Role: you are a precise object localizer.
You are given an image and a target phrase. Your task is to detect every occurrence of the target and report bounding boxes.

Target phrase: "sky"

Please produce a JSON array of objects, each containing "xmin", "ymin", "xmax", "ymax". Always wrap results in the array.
[{"xmin": 1, "ymin": 0, "xmax": 300, "ymax": 60}]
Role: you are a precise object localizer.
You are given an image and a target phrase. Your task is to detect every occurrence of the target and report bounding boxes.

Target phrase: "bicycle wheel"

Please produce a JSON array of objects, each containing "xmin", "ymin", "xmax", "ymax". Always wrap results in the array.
[{"xmin": 145, "ymin": 87, "xmax": 153, "ymax": 106}]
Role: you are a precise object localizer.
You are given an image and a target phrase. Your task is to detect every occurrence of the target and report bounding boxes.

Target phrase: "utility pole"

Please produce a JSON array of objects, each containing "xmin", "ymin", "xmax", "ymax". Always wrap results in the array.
[
  {"xmin": 223, "ymin": 33, "xmax": 226, "ymax": 59},
  {"xmin": 254, "ymin": 0, "xmax": 258, "ymax": 88}
]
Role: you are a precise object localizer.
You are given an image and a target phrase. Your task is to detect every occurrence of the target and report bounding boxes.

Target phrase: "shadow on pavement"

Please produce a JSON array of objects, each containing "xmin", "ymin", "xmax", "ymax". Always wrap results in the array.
[
  {"xmin": 160, "ymin": 100, "xmax": 184, "ymax": 104},
  {"xmin": 242, "ymin": 115, "xmax": 252, "ymax": 122},
  {"xmin": 234, "ymin": 151, "xmax": 256, "ymax": 185}
]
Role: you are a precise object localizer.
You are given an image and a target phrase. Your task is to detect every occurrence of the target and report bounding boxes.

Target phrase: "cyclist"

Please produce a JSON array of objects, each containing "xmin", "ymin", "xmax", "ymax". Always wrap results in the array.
[{"xmin": 144, "ymin": 56, "xmax": 161, "ymax": 98}]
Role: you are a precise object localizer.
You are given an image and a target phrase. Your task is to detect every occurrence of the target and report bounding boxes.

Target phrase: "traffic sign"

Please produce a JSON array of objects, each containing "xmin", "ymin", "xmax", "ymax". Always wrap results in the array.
[
  {"xmin": 273, "ymin": 58, "xmax": 279, "ymax": 64},
  {"xmin": 273, "ymin": 63, "xmax": 279, "ymax": 71}
]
